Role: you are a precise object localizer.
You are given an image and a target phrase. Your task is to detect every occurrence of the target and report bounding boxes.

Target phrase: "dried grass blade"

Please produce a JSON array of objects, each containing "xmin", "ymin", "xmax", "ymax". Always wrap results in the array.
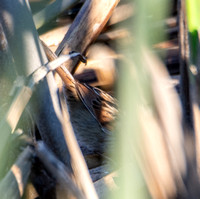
[
  {"xmin": 59, "ymin": 90, "xmax": 99, "ymax": 199},
  {"xmin": 0, "ymin": 147, "xmax": 33, "ymax": 199},
  {"xmin": 55, "ymin": 0, "xmax": 120, "ymax": 74}
]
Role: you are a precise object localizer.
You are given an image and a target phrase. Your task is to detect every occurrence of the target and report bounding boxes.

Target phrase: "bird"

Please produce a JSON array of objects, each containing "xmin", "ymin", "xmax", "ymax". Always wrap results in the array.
[{"xmin": 41, "ymin": 40, "xmax": 118, "ymax": 154}]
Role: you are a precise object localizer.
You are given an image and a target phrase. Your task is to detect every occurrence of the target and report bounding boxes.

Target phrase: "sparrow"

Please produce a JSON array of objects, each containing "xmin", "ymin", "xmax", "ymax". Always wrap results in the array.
[{"xmin": 41, "ymin": 40, "xmax": 118, "ymax": 154}]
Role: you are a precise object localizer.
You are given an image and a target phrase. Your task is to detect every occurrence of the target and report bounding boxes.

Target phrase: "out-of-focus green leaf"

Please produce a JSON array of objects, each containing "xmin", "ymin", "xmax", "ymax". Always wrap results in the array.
[
  {"xmin": 186, "ymin": 0, "xmax": 200, "ymax": 64},
  {"xmin": 186, "ymin": 0, "xmax": 200, "ymax": 32}
]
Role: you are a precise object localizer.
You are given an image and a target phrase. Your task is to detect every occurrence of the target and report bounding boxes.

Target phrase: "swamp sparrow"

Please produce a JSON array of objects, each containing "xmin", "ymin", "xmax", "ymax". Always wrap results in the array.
[{"xmin": 41, "ymin": 41, "xmax": 118, "ymax": 154}]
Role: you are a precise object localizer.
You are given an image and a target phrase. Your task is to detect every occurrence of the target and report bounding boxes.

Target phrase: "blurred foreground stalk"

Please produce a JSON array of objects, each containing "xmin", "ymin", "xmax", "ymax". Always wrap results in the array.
[{"xmin": 111, "ymin": 0, "xmax": 187, "ymax": 199}]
